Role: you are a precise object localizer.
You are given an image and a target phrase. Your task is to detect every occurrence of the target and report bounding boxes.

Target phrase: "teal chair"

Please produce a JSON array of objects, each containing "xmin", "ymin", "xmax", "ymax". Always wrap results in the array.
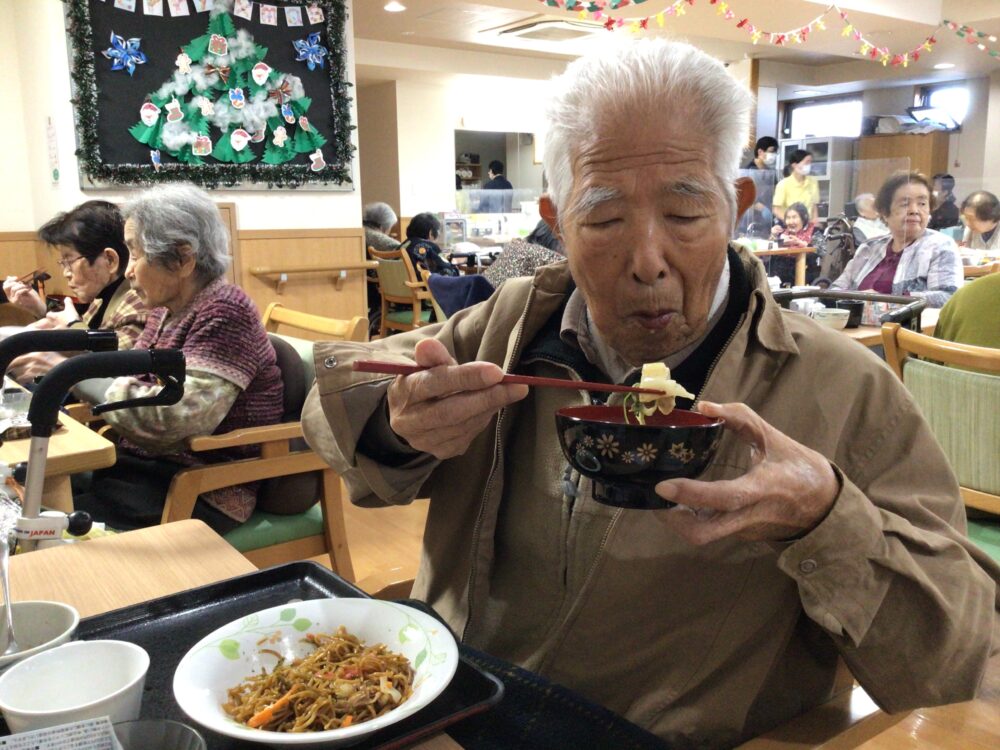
[{"xmin": 160, "ymin": 325, "xmax": 362, "ymax": 577}]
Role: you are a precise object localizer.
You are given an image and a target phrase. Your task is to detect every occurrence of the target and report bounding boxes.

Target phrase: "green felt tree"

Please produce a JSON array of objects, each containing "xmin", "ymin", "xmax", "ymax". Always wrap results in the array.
[{"xmin": 128, "ymin": 8, "xmax": 325, "ymax": 168}]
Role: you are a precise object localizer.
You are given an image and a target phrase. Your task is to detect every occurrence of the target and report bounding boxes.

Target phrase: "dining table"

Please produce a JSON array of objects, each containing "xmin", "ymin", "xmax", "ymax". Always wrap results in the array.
[
  {"xmin": 752, "ymin": 246, "xmax": 816, "ymax": 287},
  {"xmin": 7, "ymin": 520, "xmax": 997, "ymax": 750},
  {"xmin": 844, "ymin": 306, "xmax": 941, "ymax": 348},
  {"xmin": 0, "ymin": 389, "xmax": 115, "ymax": 513}
]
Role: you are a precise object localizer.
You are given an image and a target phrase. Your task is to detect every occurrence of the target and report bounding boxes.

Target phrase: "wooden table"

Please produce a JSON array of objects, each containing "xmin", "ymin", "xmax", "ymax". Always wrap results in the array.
[
  {"xmin": 753, "ymin": 247, "xmax": 816, "ymax": 287},
  {"xmin": 844, "ymin": 307, "xmax": 940, "ymax": 348},
  {"xmin": 0, "ymin": 407, "xmax": 115, "ymax": 513},
  {"xmin": 7, "ymin": 520, "xmax": 460, "ymax": 750},
  {"xmin": 9, "ymin": 521, "xmax": 995, "ymax": 749}
]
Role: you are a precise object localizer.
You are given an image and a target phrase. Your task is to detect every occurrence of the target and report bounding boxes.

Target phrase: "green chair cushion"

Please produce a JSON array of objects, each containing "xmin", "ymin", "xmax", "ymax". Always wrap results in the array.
[
  {"xmin": 224, "ymin": 504, "xmax": 322, "ymax": 552},
  {"xmin": 386, "ymin": 309, "xmax": 433, "ymax": 324},
  {"xmin": 968, "ymin": 518, "xmax": 1000, "ymax": 563},
  {"xmin": 904, "ymin": 358, "xmax": 1000, "ymax": 496}
]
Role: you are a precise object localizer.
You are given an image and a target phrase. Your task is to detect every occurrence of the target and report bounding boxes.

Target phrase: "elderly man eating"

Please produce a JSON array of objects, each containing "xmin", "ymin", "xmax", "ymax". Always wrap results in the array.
[{"xmin": 303, "ymin": 40, "xmax": 999, "ymax": 747}]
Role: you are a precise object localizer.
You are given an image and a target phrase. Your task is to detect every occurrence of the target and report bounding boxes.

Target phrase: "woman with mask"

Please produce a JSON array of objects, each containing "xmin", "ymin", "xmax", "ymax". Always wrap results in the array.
[{"xmin": 773, "ymin": 149, "xmax": 820, "ymax": 222}]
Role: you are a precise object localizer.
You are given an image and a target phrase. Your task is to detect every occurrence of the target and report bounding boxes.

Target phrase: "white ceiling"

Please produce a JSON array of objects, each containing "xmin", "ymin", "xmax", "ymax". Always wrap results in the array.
[{"xmin": 353, "ymin": 0, "xmax": 1000, "ymax": 96}]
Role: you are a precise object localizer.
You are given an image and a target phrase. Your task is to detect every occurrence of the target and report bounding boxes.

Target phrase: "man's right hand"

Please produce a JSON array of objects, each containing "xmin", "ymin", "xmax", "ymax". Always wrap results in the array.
[
  {"xmin": 386, "ymin": 338, "xmax": 529, "ymax": 459},
  {"xmin": 3, "ymin": 276, "xmax": 46, "ymax": 318}
]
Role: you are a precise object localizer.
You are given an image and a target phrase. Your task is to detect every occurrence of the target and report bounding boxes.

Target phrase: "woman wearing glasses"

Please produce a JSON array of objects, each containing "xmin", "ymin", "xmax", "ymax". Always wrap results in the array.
[{"xmin": 3, "ymin": 200, "xmax": 148, "ymax": 381}]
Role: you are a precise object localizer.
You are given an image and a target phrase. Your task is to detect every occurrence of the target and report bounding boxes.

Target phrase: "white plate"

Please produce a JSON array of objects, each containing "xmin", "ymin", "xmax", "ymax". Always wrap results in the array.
[{"xmin": 173, "ymin": 599, "xmax": 458, "ymax": 748}]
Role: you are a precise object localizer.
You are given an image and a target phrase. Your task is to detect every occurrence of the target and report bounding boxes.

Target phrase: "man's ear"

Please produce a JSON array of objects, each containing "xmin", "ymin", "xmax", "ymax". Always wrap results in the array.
[
  {"xmin": 735, "ymin": 176, "xmax": 756, "ymax": 223},
  {"xmin": 539, "ymin": 195, "xmax": 561, "ymax": 238},
  {"xmin": 103, "ymin": 247, "xmax": 121, "ymax": 276}
]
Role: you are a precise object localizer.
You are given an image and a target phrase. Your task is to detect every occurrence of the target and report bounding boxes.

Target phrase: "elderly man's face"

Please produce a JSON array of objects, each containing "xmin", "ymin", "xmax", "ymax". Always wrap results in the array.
[{"xmin": 553, "ymin": 113, "xmax": 732, "ymax": 365}]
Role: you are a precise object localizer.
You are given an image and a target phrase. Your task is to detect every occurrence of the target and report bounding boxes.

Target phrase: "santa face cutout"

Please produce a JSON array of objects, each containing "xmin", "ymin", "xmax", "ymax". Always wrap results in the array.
[
  {"xmin": 140, "ymin": 102, "xmax": 161, "ymax": 127},
  {"xmin": 165, "ymin": 98, "xmax": 184, "ymax": 123},
  {"xmin": 251, "ymin": 62, "xmax": 272, "ymax": 86},
  {"xmin": 192, "ymin": 135, "xmax": 212, "ymax": 157},
  {"xmin": 230, "ymin": 129, "xmax": 251, "ymax": 152},
  {"xmin": 309, "ymin": 148, "xmax": 326, "ymax": 172}
]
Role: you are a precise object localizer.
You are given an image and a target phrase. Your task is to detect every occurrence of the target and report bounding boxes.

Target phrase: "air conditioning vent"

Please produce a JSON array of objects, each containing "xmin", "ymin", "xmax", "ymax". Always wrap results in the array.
[{"xmin": 494, "ymin": 18, "xmax": 601, "ymax": 43}]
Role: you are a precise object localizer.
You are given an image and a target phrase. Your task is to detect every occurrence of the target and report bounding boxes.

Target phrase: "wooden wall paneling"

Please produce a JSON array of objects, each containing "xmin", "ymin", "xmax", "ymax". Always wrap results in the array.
[
  {"xmin": 215, "ymin": 202, "xmax": 241, "ymax": 285},
  {"xmin": 856, "ymin": 133, "xmax": 950, "ymax": 196},
  {"xmin": 0, "ymin": 231, "xmax": 69, "ymax": 299},
  {"xmin": 236, "ymin": 228, "xmax": 368, "ymax": 340}
]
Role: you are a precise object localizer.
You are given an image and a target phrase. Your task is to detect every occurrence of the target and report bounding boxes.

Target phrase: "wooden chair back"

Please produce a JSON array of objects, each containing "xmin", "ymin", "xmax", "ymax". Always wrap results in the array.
[
  {"xmin": 964, "ymin": 261, "xmax": 1000, "ymax": 279},
  {"xmin": 881, "ymin": 322, "xmax": 1000, "ymax": 514},
  {"xmin": 262, "ymin": 302, "xmax": 367, "ymax": 342},
  {"xmin": 369, "ymin": 245, "xmax": 431, "ymax": 337},
  {"xmin": 419, "ymin": 269, "xmax": 447, "ymax": 323}
]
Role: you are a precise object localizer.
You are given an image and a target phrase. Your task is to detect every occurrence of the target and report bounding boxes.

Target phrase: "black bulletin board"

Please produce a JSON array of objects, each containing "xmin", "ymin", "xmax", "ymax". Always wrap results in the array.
[{"xmin": 66, "ymin": 0, "xmax": 354, "ymax": 188}]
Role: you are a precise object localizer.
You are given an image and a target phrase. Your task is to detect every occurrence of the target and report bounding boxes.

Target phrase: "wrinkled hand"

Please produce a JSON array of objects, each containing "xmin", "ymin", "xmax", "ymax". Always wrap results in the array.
[
  {"xmin": 386, "ymin": 338, "xmax": 529, "ymax": 459},
  {"xmin": 656, "ymin": 401, "xmax": 839, "ymax": 544},
  {"xmin": 33, "ymin": 298, "xmax": 80, "ymax": 329},
  {"xmin": 3, "ymin": 276, "xmax": 46, "ymax": 318},
  {"xmin": 8, "ymin": 351, "xmax": 68, "ymax": 384},
  {"xmin": 769, "ymin": 225, "xmax": 782, "ymax": 239}
]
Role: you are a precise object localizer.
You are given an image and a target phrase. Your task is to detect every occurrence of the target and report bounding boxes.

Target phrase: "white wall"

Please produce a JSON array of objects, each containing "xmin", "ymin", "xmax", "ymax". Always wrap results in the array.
[
  {"xmin": 861, "ymin": 86, "xmax": 916, "ymax": 117},
  {"xmin": 5, "ymin": 0, "xmax": 362, "ymax": 234},
  {"xmin": 506, "ymin": 134, "xmax": 544, "ymax": 195},
  {"xmin": 756, "ymin": 86, "xmax": 779, "ymax": 141},
  {"xmin": 394, "ymin": 80, "xmax": 455, "ymax": 217},
  {"xmin": 0, "ymin": 0, "xmax": 34, "ymax": 230}
]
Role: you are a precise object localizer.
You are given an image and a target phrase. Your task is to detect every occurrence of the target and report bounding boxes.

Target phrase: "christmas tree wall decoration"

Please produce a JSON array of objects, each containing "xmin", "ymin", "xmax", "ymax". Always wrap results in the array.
[{"xmin": 128, "ymin": 6, "xmax": 327, "ymax": 168}]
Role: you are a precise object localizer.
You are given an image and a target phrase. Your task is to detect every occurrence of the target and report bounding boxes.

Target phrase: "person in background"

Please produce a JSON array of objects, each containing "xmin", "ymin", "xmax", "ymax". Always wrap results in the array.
[
  {"xmin": 928, "ymin": 173, "xmax": 960, "ymax": 230},
  {"xmin": 935, "ymin": 273, "xmax": 1000, "ymax": 367},
  {"xmin": 768, "ymin": 203, "xmax": 816, "ymax": 285},
  {"xmin": 852, "ymin": 193, "xmax": 889, "ymax": 239},
  {"xmin": 740, "ymin": 136, "xmax": 779, "ymax": 236},
  {"xmin": 401, "ymin": 213, "xmax": 458, "ymax": 277},
  {"xmin": 72, "ymin": 184, "xmax": 283, "ymax": 534},
  {"xmin": 484, "ymin": 219, "xmax": 566, "ymax": 289},
  {"xmin": 5, "ymin": 200, "xmax": 148, "ymax": 381},
  {"xmin": 301, "ymin": 39, "xmax": 999, "ymax": 747},
  {"xmin": 960, "ymin": 190, "xmax": 1000, "ymax": 255},
  {"xmin": 363, "ymin": 202, "xmax": 400, "ymax": 253},
  {"xmin": 773, "ymin": 149, "xmax": 819, "ymax": 222},
  {"xmin": 480, "ymin": 160, "xmax": 514, "ymax": 213},
  {"xmin": 831, "ymin": 171, "xmax": 963, "ymax": 308}
]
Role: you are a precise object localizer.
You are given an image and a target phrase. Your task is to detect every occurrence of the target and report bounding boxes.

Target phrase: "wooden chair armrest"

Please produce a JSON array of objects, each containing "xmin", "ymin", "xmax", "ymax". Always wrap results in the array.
[
  {"xmin": 186, "ymin": 422, "xmax": 304, "ymax": 452},
  {"xmin": 64, "ymin": 402, "xmax": 95, "ymax": 423},
  {"xmin": 405, "ymin": 280, "xmax": 428, "ymax": 290},
  {"xmin": 356, "ymin": 569, "xmax": 416, "ymax": 600}
]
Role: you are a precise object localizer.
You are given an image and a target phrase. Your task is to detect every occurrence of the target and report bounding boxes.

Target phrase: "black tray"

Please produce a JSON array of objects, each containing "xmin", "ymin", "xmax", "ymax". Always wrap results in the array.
[{"xmin": 1, "ymin": 562, "xmax": 502, "ymax": 749}]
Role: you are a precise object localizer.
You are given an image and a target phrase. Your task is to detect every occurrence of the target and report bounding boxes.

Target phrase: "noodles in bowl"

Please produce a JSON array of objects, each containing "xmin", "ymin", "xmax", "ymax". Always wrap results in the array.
[
  {"xmin": 174, "ymin": 599, "xmax": 459, "ymax": 748},
  {"xmin": 223, "ymin": 627, "xmax": 414, "ymax": 732}
]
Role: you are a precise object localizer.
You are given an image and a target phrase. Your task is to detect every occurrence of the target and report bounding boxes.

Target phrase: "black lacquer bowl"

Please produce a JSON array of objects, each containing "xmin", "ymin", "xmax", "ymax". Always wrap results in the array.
[{"xmin": 556, "ymin": 406, "xmax": 725, "ymax": 509}]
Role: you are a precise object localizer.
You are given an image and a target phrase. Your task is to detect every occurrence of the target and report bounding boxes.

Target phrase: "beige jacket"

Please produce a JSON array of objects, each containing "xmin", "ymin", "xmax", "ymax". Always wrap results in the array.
[{"xmin": 302, "ymin": 248, "xmax": 999, "ymax": 747}]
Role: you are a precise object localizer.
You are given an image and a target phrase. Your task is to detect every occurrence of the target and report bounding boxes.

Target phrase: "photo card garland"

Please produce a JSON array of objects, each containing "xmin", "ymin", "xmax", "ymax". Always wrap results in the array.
[{"xmin": 65, "ymin": 0, "xmax": 355, "ymax": 189}]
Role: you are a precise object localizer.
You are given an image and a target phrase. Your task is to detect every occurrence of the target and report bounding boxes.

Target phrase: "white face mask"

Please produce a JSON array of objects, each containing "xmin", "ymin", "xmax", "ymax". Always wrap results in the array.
[
  {"xmin": 796, "ymin": 163, "xmax": 812, "ymax": 176},
  {"xmin": 762, "ymin": 152, "xmax": 777, "ymax": 168}
]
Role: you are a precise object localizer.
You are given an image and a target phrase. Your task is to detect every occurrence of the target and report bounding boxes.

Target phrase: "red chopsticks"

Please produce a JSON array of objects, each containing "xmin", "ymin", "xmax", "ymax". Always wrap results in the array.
[{"xmin": 352, "ymin": 360, "xmax": 667, "ymax": 396}]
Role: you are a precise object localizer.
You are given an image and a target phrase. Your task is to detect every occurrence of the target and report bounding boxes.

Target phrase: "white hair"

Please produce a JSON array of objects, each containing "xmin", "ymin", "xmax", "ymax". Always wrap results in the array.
[
  {"xmin": 543, "ymin": 39, "xmax": 752, "ymax": 222},
  {"xmin": 854, "ymin": 193, "xmax": 876, "ymax": 212},
  {"xmin": 123, "ymin": 184, "xmax": 231, "ymax": 283}
]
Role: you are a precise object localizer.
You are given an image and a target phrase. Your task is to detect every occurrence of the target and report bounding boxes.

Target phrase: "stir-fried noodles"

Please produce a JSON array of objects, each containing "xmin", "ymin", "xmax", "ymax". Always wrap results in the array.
[{"xmin": 223, "ymin": 626, "xmax": 414, "ymax": 732}]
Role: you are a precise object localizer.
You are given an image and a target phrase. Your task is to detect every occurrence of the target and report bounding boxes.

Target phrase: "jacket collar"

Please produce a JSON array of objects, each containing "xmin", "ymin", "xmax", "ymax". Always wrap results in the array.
[{"xmin": 524, "ymin": 243, "xmax": 799, "ymax": 362}]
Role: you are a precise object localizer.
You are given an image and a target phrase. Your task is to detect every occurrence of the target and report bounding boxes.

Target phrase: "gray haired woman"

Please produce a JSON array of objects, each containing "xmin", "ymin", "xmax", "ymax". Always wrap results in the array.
[
  {"xmin": 363, "ymin": 201, "xmax": 400, "ymax": 253},
  {"xmin": 74, "ymin": 184, "xmax": 283, "ymax": 534}
]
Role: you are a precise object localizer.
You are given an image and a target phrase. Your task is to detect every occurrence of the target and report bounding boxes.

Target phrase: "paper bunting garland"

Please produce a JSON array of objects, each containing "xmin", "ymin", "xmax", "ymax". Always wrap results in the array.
[
  {"xmin": 537, "ymin": 1, "xmax": 995, "ymax": 67},
  {"xmin": 101, "ymin": 31, "xmax": 147, "ymax": 76},
  {"xmin": 292, "ymin": 31, "xmax": 329, "ymax": 70}
]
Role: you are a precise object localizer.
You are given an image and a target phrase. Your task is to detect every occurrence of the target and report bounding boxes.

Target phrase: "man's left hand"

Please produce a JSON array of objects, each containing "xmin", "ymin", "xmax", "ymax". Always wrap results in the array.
[
  {"xmin": 8, "ymin": 351, "xmax": 69, "ymax": 384},
  {"xmin": 656, "ymin": 401, "xmax": 839, "ymax": 544}
]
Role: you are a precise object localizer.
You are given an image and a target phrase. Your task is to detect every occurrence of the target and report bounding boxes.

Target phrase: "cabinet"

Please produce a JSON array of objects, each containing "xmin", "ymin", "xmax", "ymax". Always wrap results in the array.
[
  {"xmin": 855, "ymin": 133, "xmax": 949, "ymax": 196},
  {"xmin": 455, "ymin": 162, "xmax": 482, "ymax": 188},
  {"xmin": 778, "ymin": 136, "xmax": 855, "ymax": 219}
]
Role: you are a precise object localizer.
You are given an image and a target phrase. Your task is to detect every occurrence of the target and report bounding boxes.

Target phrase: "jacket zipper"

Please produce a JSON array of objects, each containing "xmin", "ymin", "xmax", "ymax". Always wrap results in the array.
[
  {"xmin": 695, "ymin": 311, "xmax": 747, "ymax": 402},
  {"xmin": 461, "ymin": 287, "xmax": 537, "ymax": 643}
]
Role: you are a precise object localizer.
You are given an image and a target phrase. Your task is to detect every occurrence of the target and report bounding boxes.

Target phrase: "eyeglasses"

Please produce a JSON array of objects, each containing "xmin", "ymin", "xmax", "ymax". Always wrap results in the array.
[{"xmin": 56, "ymin": 255, "xmax": 88, "ymax": 271}]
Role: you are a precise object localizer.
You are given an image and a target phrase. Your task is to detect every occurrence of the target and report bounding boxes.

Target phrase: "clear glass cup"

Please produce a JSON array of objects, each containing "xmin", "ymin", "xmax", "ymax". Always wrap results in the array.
[{"xmin": 112, "ymin": 719, "xmax": 207, "ymax": 750}]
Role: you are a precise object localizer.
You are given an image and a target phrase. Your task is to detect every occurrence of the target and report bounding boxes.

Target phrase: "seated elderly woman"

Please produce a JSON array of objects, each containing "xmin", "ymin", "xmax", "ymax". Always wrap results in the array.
[
  {"xmin": 72, "ymin": 185, "xmax": 283, "ymax": 534},
  {"xmin": 483, "ymin": 219, "xmax": 565, "ymax": 289},
  {"xmin": 5, "ymin": 200, "xmax": 148, "ymax": 381},
  {"xmin": 960, "ymin": 190, "xmax": 1000, "ymax": 255},
  {"xmin": 767, "ymin": 202, "xmax": 817, "ymax": 286},
  {"xmin": 362, "ymin": 201, "xmax": 400, "ymax": 253},
  {"xmin": 401, "ymin": 212, "xmax": 458, "ymax": 277},
  {"xmin": 831, "ymin": 171, "xmax": 963, "ymax": 307}
]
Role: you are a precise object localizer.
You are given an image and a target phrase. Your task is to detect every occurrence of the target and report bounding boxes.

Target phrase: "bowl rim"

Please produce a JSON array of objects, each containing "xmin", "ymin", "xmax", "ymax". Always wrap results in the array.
[
  {"xmin": 172, "ymin": 598, "xmax": 459, "ymax": 745},
  {"xmin": 0, "ymin": 639, "xmax": 149, "ymax": 716},
  {"xmin": 556, "ymin": 405, "xmax": 725, "ymax": 430},
  {"xmin": 0, "ymin": 600, "xmax": 80, "ymax": 669}
]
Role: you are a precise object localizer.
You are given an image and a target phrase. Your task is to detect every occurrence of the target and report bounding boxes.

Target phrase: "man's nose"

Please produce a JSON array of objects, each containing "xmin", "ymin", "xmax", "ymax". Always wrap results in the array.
[{"xmin": 631, "ymin": 219, "xmax": 670, "ymax": 285}]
